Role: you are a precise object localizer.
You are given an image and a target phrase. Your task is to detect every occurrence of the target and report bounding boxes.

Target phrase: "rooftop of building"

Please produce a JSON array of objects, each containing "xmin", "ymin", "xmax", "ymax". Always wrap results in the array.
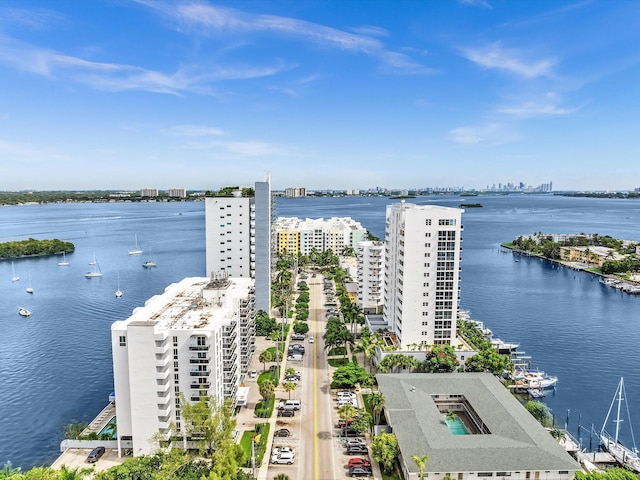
[
  {"xmin": 387, "ymin": 201, "xmax": 464, "ymax": 213},
  {"xmin": 376, "ymin": 373, "xmax": 579, "ymax": 474},
  {"xmin": 121, "ymin": 276, "xmax": 254, "ymax": 331}
]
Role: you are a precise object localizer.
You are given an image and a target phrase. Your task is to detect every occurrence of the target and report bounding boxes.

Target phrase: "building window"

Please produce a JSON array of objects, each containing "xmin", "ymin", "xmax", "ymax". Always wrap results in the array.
[
  {"xmin": 425, "ymin": 219, "xmax": 432, "ymax": 226},
  {"xmin": 478, "ymin": 474, "xmax": 494, "ymax": 477},
  {"xmin": 425, "ymin": 253, "xmax": 431, "ymax": 257},
  {"xmin": 425, "ymin": 232, "xmax": 431, "ymax": 237},
  {"xmin": 119, "ymin": 336, "xmax": 126, "ymax": 347}
]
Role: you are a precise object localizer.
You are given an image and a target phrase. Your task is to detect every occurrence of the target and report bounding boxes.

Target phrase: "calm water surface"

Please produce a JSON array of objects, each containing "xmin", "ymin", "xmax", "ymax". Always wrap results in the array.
[{"xmin": 1, "ymin": 195, "xmax": 639, "ymax": 468}]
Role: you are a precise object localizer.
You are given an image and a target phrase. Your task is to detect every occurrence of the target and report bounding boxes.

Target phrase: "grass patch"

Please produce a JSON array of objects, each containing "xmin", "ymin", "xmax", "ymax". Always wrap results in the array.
[
  {"xmin": 258, "ymin": 366, "xmax": 280, "ymax": 387},
  {"xmin": 240, "ymin": 423, "xmax": 270, "ymax": 467},
  {"xmin": 254, "ymin": 396, "xmax": 275, "ymax": 419},
  {"xmin": 328, "ymin": 358, "xmax": 350, "ymax": 367}
]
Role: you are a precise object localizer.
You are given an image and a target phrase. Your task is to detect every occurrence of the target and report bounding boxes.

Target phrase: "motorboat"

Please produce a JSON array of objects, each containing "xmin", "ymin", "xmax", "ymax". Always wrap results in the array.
[{"xmin": 18, "ymin": 307, "xmax": 31, "ymax": 317}]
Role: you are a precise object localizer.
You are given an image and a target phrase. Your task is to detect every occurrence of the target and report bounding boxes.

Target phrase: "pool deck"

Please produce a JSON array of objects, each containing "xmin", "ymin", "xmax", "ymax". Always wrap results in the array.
[{"xmin": 82, "ymin": 402, "xmax": 116, "ymax": 436}]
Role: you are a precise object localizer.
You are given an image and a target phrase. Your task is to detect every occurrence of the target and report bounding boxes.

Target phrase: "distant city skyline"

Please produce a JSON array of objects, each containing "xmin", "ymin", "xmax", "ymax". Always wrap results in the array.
[{"xmin": 1, "ymin": 1, "xmax": 640, "ymax": 191}]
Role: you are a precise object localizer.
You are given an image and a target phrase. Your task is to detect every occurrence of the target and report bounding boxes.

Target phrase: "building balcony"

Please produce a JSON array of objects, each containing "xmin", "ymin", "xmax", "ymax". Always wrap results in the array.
[
  {"xmin": 190, "ymin": 357, "xmax": 210, "ymax": 364},
  {"xmin": 190, "ymin": 370, "xmax": 211, "ymax": 377},
  {"xmin": 191, "ymin": 383, "xmax": 211, "ymax": 392},
  {"xmin": 189, "ymin": 344, "xmax": 209, "ymax": 351}
]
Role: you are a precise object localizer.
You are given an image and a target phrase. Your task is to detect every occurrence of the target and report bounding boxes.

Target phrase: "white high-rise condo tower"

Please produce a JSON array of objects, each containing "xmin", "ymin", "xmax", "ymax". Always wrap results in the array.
[{"xmin": 383, "ymin": 202, "xmax": 463, "ymax": 350}]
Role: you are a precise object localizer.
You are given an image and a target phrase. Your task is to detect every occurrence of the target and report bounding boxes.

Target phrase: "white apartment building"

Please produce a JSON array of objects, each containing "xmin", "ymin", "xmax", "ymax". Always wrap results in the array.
[
  {"xmin": 204, "ymin": 176, "xmax": 271, "ymax": 312},
  {"xmin": 111, "ymin": 275, "xmax": 255, "ymax": 456},
  {"xmin": 168, "ymin": 188, "xmax": 187, "ymax": 198},
  {"xmin": 383, "ymin": 202, "xmax": 463, "ymax": 349},
  {"xmin": 140, "ymin": 188, "xmax": 158, "ymax": 197},
  {"xmin": 357, "ymin": 241, "xmax": 384, "ymax": 314},
  {"xmin": 284, "ymin": 187, "xmax": 306, "ymax": 198},
  {"xmin": 274, "ymin": 217, "xmax": 368, "ymax": 256}
]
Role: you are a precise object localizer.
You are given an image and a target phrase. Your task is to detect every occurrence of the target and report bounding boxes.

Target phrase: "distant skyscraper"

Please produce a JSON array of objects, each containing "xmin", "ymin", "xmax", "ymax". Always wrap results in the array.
[
  {"xmin": 204, "ymin": 175, "xmax": 271, "ymax": 313},
  {"xmin": 284, "ymin": 187, "xmax": 306, "ymax": 198},
  {"xmin": 383, "ymin": 202, "xmax": 463, "ymax": 349},
  {"xmin": 168, "ymin": 188, "xmax": 187, "ymax": 198},
  {"xmin": 140, "ymin": 188, "xmax": 158, "ymax": 197}
]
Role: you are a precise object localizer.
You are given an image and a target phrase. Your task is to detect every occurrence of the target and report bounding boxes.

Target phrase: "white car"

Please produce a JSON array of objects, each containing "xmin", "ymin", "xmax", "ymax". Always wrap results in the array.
[
  {"xmin": 271, "ymin": 452, "xmax": 295, "ymax": 465},
  {"xmin": 308, "ymin": 336, "xmax": 314, "ymax": 343},
  {"xmin": 272, "ymin": 446, "xmax": 295, "ymax": 456},
  {"xmin": 249, "ymin": 370, "xmax": 257, "ymax": 379}
]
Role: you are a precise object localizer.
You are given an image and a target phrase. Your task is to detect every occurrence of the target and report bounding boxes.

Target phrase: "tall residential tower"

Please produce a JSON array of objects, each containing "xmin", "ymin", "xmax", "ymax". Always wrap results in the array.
[
  {"xmin": 383, "ymin": 202, "xmax": 463, "ymax": 350},
  {"xmin": 205, "ymin": 175, "xmax": 272, "ymax": 313}
]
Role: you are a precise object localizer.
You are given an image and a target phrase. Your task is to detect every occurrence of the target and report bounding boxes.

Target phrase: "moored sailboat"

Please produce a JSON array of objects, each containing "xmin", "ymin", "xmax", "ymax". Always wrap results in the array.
[
  {"xmin": 11, "ymin": 261, "xmax": 19, "ymax": 282},
  {"xmin": 600, "ymin": 377, "xmax": 640, "ymax": 473},
  {"xmin": 128, "ymin": 234, "xmax": 143, "ymax": 255},
  {"xmin": 57, "ymin": 251, "xmax": 70, "ymax": 266},
  {"xmin": 115, "ymin": 273, "xmax": 123, "ymax": 297},
  {"xmin": 85, "ymin": 257, "xmax": 103, "ymax": 278}
]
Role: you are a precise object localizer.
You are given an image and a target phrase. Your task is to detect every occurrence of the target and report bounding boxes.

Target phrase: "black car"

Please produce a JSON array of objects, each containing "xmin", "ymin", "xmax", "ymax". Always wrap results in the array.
[
  {"xmin": 346, "ymin": 445, "xmax": 368, "ymax": 455},
  {"xmin": 350, "ymin": 466, "xmax": 372, "ymax": 477},
  {"xmin": 274, "ymin": 428, "xmax": 291, "ymax": 437},
  {"xmin": 86, "ymin": 446, "xmax": 106, "ymax": 463},
  {"xmin": 277, "ymin": 409, "xmax": 295, "ymax": 417}
]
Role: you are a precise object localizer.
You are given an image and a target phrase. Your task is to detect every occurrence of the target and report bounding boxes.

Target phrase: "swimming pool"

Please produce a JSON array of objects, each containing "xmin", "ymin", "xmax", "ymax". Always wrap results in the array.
[
  {"xmin": 98, "ymin": 417, "xmax": 117, "ymax": 439},
  {"xmin": 445, "ymin": 416, "xmax": 469, "ymax": 435}
]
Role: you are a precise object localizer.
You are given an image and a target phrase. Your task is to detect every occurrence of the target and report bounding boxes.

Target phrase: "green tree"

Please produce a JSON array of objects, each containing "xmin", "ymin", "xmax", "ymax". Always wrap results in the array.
[
  {"xmin": 371, "ymin": 432, "xmax": 400, "ymax": 474},
  {"xmin": 350, "ymin": 409, "xmax": 373, "ymax": 435},
  {"xmin": 420, "ymin": 345, "xmax": 459, "ymax": 373},
  {"xmin": 369, "ymin": 392, "xmax": 386, "ymax": 425},
  {"xmin": 63, "ymin": 422, "xmax": 88, "ymax": 440},
  {"xmin": 412, "ymin": 454, "xmax": 429, "ymax": 480},
  {"xmin": 259, "ymin": 380, "xmax": 275, "ymax": 403},
  {"xmin": 525, "ymin": 400, "xmax": 553, "ymax": 428},
  {"xmin": 179, "ymin": 394, "xmax": 239, "ymax": 458},
  {"xmin": 273, "ymin": 475, "xmax": 291, "ymax": 480},
  {"xmin": 331, "ymin": 363, "xmax": 370, "ymax": 389},
  {"xmin": 0, "ymin": 462, "xmax": 21, "ymax": 478},
  {"xmin": 574, "ymin": 468, "xmax": 640, "ymax": 480},
  {"xmin": 283, "ymin": 381, "xmax": 297, "ymax": 400},
  {"xmin": 258, "ymin": 350, "xmax": 273, "ymax": 373},
  {"xmin": 58, "ymin": 465, "xmax": 95, "ymax": 480},
  {"xmin": 463, "ymin": 348, "xmax": 512, "ymax": 375},
  {"xmin": 293, "ymin": 322, "xmax": 309, "ymax": 335},
  {"xmin": 338, "ymin": 404, "xmax": 357, "ymax": 436}
]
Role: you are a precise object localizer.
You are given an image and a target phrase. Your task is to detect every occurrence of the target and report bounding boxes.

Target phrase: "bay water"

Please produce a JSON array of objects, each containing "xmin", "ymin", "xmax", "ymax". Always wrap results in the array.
[{"xmin": 0, "ymin": 195, "xmax": 638, "ymax": 468}]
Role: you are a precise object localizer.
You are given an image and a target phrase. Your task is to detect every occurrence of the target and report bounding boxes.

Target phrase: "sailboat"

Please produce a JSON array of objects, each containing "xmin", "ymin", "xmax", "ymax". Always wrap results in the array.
[
  {"xmin": 115, "ymin": 273, "xmax": 123, "ymax": 298},
  {"xmin": 18, "ymin": 306, "xmax": 31, "ymax": 317},
  {"xmin": 128, "ymin": 234, "xmax": 143, "ymax": 255},
  {"xmin": 58, "ymin": 251, "xmax": 70, "ymax": 266},
  {"xmin": 600, "ymin": 377, "xmax": 640, "ymax": 473},
  {"xmin": 11, "ymin": 261, "xmax": 19, "ymax": 282},
  {"xmin": 88, "ymin": 253, "xmax": 97, "ymax": 266},
  {"xmin": 85, "ymin": 257, "xmax": 103, "ymax": 278},
  {"xmin": 26, "ymin": 272, "xmax": 34, "ymax": 294}
]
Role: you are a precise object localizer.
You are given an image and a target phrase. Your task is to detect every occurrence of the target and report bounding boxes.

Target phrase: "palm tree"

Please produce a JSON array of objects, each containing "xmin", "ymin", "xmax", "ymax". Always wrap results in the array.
[
  {"xmin": 285, "ymin": 367, "xmax": 297, "ymax": 378},
  {"xmin": 411, "ymin": 454, "xmax": 429, "ymax": 480},
  {"xmin": 369, "ymin": 392, "xmax": 385, "ymax": 425},
  {"xmin": 59, "ymin": 465, "xmax": 94, "ymax": 479},
  {"xmin": 258, "ymin": 349, "xmax": 273, "ymax": 373},
  {"xmin": 273, "ymin": 474, "xmax": 291, "ymax": 480},
  {"xmin": 446, "ymin": 410, "xmax": 458, "ymax": 421},
  {"xmin": 258, "ymin": 380, "xmax": 275, "ymax": 418},
  {"xmin": 283, "ymin": 381, "xmax": 297, "ymax": 400},
  {"xmin": 0, "ymin": 462, "xmax": 21, "ymax": 478},
  {"xmin": 338, "ymin": 404, "xmax": 357, "ymax": 437}
]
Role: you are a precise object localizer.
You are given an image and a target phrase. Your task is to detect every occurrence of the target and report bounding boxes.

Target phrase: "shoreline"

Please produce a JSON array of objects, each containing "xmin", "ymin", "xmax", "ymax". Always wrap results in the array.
[{"xmin": 500, "ymin": 244, "xmax": 640, "ymax": 294}]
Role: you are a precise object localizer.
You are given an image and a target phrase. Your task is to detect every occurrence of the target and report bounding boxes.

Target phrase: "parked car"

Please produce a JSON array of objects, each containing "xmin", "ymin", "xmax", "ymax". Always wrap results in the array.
[
  {"xmin": 350, "ymin": 466, "xmax": 373, "ymax": 477},
  {"xmin": 344, "ymin": 438, "xmax": 366, "ymax": 447},
  {"xmin": 289, "ymin": 344, "xmax": 305, "ymax": 351},
  {"xmin": 346, "ymin": 444, "xmax": 368, "ymax": 455},
  {"xmin": 86, "ymin": 446, "xmax": 106, "ymax": 463},
  {"xmin": 274, "ymin": 428, "xmax": 291, "ymax": 437},
  {"xmin": 249, "ymin": 370, "xmax": 257, "ymax": 378},
  {"xmin": 348, "ymin": 458, "xmax": 371, "ymax": 469},
  {"xmin": 272, "ymin": 446, "xmax": 295, "ymax": 456},
  {"xmin": 287, "ymin": 354, "xmax": 303, "ymax": 362},
  {"xmin": 277, "ymin": 408, "xmax": 295, "ymax": 417},
  {"xmin": 279, "ymin": 400, "xmax": 301, "ymax": 411},
  {"xmin": 338, "ymin": 418, "xmax": 354, "ymax": 427},
  {"xmin": 271, "ymin": 452, "xmax": 295, "ymax": 465},
  {"xmin": 291, "ymin": 333, "xmax": 306, "ymax": 340}
]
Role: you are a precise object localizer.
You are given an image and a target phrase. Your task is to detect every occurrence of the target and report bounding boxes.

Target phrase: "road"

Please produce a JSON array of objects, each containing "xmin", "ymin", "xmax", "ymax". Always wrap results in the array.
[{"xmin": 299, "ymin": 274, "xmax": 337, "ymax": 480}]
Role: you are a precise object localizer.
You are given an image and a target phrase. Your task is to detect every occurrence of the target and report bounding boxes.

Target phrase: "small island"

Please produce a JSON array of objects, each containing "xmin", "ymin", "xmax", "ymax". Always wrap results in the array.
[
  {"xmin": 0, "ymin": 238, "xmax": 75, "ymax": 260},
  {"xmin": 503, "ymin": 233, "xmax": 640, "ymax": 293}
]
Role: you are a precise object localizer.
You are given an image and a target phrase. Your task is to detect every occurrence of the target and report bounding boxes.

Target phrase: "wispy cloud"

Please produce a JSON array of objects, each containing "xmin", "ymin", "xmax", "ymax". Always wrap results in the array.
[
  {"xmin": 460, "ymin": 42, "xmax": 555, "ymax": 78},
  {"xmin": 162, "ymin": 125, "xmax": 227, "ymax": 136},
  {"xmin": 458, "ymin": 0, "xmax": 493, "ymax": 9},
  {"xmin": 0, "ymin": 139, "xmax": 67, "ymax": 163},
  {"xmin": 0, "ymin": 36, "xmax": 289, "ymax": 94},
  {"xmin": 450, "ymin": 123, "xmax": 520, "ymax": 145},
  {"xmin": 139, "ymin": 0, "xmax": 433, "ymax": 75},
  {"xmin": 498, "ymin": 93, "xmax": 578, "ymax": 118},
  {"xmin": 0, "ymin": 7, "xmax": 65, "ymax": 30}
]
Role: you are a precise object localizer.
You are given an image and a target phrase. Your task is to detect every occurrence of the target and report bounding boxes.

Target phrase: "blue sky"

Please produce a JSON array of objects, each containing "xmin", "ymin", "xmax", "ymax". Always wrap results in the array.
[{"xmin": 1, "ymin": 0, "xmax": 639, "ymax": 192}]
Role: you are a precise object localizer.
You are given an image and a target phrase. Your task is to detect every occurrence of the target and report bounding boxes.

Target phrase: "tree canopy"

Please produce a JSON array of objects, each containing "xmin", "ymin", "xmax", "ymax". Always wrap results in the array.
[{"xmin": 0, "ymin": 238, "xmax": 74, "ymax": 259}]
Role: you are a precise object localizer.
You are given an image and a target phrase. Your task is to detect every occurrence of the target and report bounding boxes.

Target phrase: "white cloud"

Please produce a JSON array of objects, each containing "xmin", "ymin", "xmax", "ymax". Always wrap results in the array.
[
  {"xmin": 0, "ymin": 36, "xmax": 289, "ymax": 94},
  {"xmin": 179, "ymin": 139, "xmax": 285, "ymax": 156},
  {"xmin": 450, "ymin": 123, "xmax": 520, "ymax": 145},
  {"xmin": 497, "ymin": 92, "xmax": 578, "ymax": 118},
  {"xmin": 140, "ymin": 0, "xmax": 432, "ymax": 74},
  {"xmin": 162, "ymin": 125, "xmax": 226, "ymax": 137},
  {"xmin": 0, "ymin": 7, "xmax": 65, "ymax": 30},
  {"xmin": 458, "ymin": 0, "xmax": 492, "ymax": 9},
  {"xmin": 460, "ymin": 42, "xmax": 555, "ymax": 78}
]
